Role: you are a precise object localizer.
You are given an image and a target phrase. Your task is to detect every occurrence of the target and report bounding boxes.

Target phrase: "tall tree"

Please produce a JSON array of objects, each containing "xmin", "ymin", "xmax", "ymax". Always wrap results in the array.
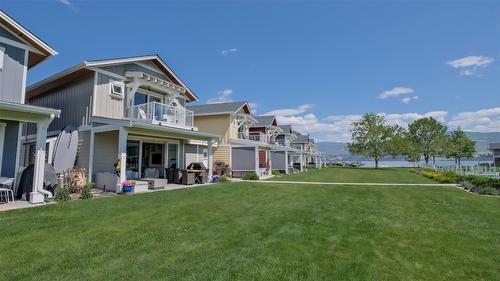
[
  {"xmin": 348, "ymin": 113, "xmax": 401, "ymax": 168},
  {"xmin": 446, "ymin": 128, "xmax": 476, "ymax": 166},
  {"xmin": 407, "ymin": 117, "xmax": 447, "ymax": 164}
]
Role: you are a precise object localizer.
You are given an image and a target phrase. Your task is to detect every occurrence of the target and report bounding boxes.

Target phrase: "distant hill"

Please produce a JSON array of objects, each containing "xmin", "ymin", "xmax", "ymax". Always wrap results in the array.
[{"xmin": 317, "ymin": 131, "xmax": 500, "ymax": 159}]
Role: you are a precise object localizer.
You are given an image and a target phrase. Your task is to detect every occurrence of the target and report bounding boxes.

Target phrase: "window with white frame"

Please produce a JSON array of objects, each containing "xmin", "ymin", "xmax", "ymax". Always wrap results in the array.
[
  {"xmin": 109, "ymin": 81, "xmax": 124, "ymax": 98},
  {"xmin": 0, "ymin": 46, "xmax": 5, "ymax": 71}
]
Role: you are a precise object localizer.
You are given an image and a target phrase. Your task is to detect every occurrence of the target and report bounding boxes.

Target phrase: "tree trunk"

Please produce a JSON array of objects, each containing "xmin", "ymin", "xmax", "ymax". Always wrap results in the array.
[
  {"xmin": 424, "ymin": 155, "xmax": 430, "ymax": 164},
  {"xmin": 374, "ymin": 157, "xmax": 379, "ymax": 169}
]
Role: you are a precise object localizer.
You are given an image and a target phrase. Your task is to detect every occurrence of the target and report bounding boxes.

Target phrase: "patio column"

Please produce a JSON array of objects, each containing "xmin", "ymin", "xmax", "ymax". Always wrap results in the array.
[
  {"xmin": 30, "ymin": 116, "xmax": 54, "ymax": 204},
  {"xmin": 267, "ymin": 150, "xmax": 272, "ymax": 175},
  {"xmin": 284, "ymin": 150, "xmax": 289, "ymax": 174},
  {"xmin": 207, "ymin": 138, "xmax": 213, "ymax": 181},
  {"xmin": 300, "ymin": 153, "xmax": 304, "ymax": 172},
  {"xmin": 255, "ymin": 146, "xmax": 259, "ymax": 176},
  {"xmin": 118, "ymin": 127, "xmax": 128, "ymax": 185}
]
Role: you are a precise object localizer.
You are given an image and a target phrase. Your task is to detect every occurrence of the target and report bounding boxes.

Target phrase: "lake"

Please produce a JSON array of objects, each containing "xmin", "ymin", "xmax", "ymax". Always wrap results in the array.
[{"xmin": 360, "ymin": 160, "xmax": 495, "ymax": 168}]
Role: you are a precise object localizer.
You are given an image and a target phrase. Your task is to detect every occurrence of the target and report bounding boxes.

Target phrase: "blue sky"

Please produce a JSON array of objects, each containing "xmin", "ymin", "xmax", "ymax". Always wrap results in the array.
[{"xmin": 2, "ymin": 1, "xmax": 500, "ymax": 141}]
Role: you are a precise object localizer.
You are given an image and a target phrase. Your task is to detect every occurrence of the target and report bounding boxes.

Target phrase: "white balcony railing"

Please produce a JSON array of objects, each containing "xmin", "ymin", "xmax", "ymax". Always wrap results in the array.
[
  {"xmin": 237, "ymin": 132, "xmax": 268, "ymax": 143},
  {"xmin": 249, "ymin": 132, "xmax": 267, "ymax": 143},
  {"xmin": 127, "ymin": 102, "xmax": 194, "ymax": 128}
]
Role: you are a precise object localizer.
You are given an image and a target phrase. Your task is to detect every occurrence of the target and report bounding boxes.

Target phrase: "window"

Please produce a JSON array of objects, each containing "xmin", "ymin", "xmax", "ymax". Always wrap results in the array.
[
  {"xmin": 109, "ymin": 81, "xmax": 124, "ymax": 98},
  {"xmin": 0, "ymin": 46, "xmax": 5, "ymax": 71}
]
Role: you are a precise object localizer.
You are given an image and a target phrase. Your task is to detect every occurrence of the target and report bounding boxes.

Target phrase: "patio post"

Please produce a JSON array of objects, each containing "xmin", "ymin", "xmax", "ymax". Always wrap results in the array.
[
  {"xmin": 207, "ymin": 138, "xmax": 213, "ymax": 181},
  {"xmin": 30, "ymin": 116, "xmax": 54, "ymax": 204},
  {"xmin": 284, "ymin": 150, "xmax": 289, "ymax": 174},
  {"xmin": 118, "ymin": 127, "xmax": 128, "ymax": 185},
  {"xmin": 267, "ymin": 150, "xmax": 272, "ymax": 175},
  {"xmin": 255, "ymin": 146, "xmax": 259, "ymax": 176}
]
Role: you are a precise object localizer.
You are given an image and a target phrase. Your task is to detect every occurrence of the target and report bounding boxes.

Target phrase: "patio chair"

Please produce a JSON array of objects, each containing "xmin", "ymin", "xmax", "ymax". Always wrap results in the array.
[
  {"xmin": 181, "ymin": 170, "xmax": 196, "ymax": 185},
  {"xmin": 0, "ymin": 177, "xmax": 15, "ymax": 203},
  {"xmin": 173, "ymin": 169, "xmax": 182, "ymax": 184},
  {"xmin": 144, "ymin": 168, "xmax": 159, "ymax": 178},
  {"xmin": 138, "ymin": 108, "xmax": 147, "ymax": 120}
]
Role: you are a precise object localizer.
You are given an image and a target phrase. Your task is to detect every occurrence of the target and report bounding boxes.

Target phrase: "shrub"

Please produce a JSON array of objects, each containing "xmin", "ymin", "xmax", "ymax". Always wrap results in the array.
[
  {"xmin": 80, "ymin": 183, "xmax": 94, "ymax": 200},
  {"xmin": 213, "ymin": 160, "xmax": 231, "ymax": 177},
  {"xmin": 219, "ymin": 176, "xmax": 229, "ymax": 183},
  {"xmin": 271, "ymin": 170, "xmax": 281, "ymax": 176},
  {"xmin": 479, "ymin": 187, "xmax": 499, "ymax": 196},
  {"xmin": 54, "ymin": 187, "xmax": 71, "ymax": 202},
  {"xmin": 243, "ymin": 172, "xmax": 259, "ymax": 180},
  {"xmin": 422, "ymin": 170, "xmax": 457, "ymax": 184}
]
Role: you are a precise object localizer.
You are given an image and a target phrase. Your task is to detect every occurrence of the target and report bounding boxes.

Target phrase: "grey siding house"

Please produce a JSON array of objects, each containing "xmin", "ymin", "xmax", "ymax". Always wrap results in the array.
[
  {"xmin": 26, "ymin": 55, "xmax": 219, "ymax": 189},
  {"xmin": 0, "ymin": 11, "xmax": 60, "ymax": 204}
]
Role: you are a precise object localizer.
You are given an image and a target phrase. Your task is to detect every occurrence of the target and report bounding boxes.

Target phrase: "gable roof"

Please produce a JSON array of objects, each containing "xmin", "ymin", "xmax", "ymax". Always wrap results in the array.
[
  {"xmin": 26, "ymin": 55, "xmax": 198, "ymax": 101},
  {"xmin": 0, "ymin": 10, "xmax": 57, "ymax": 68},
  {"xmin": 253, "ymin": 115, "xmax": 277, "ymax": 127},
  {"xmin": 279, "ymin": 125, "xmax": 293, "ymax": 134},
  {"xmin": 187, "ymin": 101, "xmax": 252, "ymax": 116},
  {"xmin": 291, "ymin": 133, "xmax": 310, "ymax": 143}
]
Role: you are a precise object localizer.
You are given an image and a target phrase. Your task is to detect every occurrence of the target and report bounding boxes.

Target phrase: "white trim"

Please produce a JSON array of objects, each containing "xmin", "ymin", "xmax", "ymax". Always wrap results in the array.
[
  {"xmin": 0, "ymin": 13, "xmax": 57, "ymax": 55},
  {"xmin": 92, "ymin": 72, "xmax": 98, "ymax": 116},
  {"xmin": 20, "ymin": 50, "xmax": 28, "ymax": 104},
  {"xmin": 88, "ymin": 67, "xmax": 126, "ymax": 81},
  {"xmin": 88, "ymin": 128, "xmax": 95, "ymax": 182},
  {"xmin": 109, "ymin": 80, "xmax": 124, "ymax": 99},
  {"xmin": 134, "ymin": 62, "xmax": 166, "ymax": 77},
  {"xmin": 0, "ymin": 46, "xmax": 4, "ymax": 71},
  {"xmin": 0, "ymin": 35, "xmax": 44, "ymax": 55},
  {"xmin": 0, "ymin": 122, "xmax": 6, "ymax": 175}
]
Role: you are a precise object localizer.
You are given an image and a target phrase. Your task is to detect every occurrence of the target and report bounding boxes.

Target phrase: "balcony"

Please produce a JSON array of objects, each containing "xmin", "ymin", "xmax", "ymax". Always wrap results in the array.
[
  {"xmin": 127, "ymin": 102, "xmax": 194, "ymax": 128},
  {"xmin": 237, "ymin": 132, "xmax": 268, "ymax": 143}
]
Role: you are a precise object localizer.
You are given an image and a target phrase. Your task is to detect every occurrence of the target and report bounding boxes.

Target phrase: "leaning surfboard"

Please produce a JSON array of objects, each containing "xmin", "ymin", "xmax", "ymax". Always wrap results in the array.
[{"xmin": 52, "ymin": 125, "xmax": 79, "ymax": 173}]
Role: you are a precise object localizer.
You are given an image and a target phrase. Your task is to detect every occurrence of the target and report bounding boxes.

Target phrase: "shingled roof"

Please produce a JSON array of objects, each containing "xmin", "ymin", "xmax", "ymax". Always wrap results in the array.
[
  {"xmin": 187, "ymin": 101, "xmax": 250, "ymax": 115},
  {"xmin": 253, "ymin": 115, "xmax": 277, "ymax": 127}
]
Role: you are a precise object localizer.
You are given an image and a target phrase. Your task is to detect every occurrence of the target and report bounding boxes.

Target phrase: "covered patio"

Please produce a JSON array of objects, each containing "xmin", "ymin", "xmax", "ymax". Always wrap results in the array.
[
  {"xmin": 89, "ymin": 116, "xmax": 219, "ymax": 192},
  {"xmin": 0, "ymin": 101, "xmax": 60, "ymax": 204}
]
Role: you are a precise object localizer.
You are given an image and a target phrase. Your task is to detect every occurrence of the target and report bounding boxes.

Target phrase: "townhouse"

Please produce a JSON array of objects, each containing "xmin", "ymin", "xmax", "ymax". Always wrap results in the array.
[
  {"xmin": 187, "ymin": 101, "xmax": 326, "ymax": 178},
  {"xmin": 25, "ymin": 55, "xmax": 219, "ymax": 190},
  {"xmin": 0, "ymin": 11, "xmax": 60, "ymax": 203}
]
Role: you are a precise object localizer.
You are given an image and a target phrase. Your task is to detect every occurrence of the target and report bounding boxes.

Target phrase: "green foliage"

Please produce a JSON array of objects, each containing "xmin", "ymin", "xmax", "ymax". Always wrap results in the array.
[
  {"xmin": 421, "ymin": 170, "xmax": 458, "ymax": 183},
  {"xmin": 54, "ymin": 186, "xmax": 71, "ymax": 202},
  {"xmin": 271, "ymin": 170, "xmax": 281, "ymax": 176},
  {"xmin": 420, "ymin": 169, "xmax": 500, "ymax": 196},
  {"xmin": 445, "ymin": 128, "xmax": 476, "ymax": 165},
  {"xmin": 479, "ymin": 187, "xmax": 500, "ymax": 196},
  {"xmin": 243, "ymin": 172, "xmax": 259, "ymax": 180},
  {"xmin": 347, "ymin": 113, "xmax": 402, "ymax": 168},
  {"xmin": 219, "ymin": 176, "xmax": 229, "ymax": 183},
  {"xmin": 407, "ymin": 117, "xmax": 448, "ymax": 164},
  {"xmin": 79, "ymin": 183, "xmax": 94, "ymax": 200}
]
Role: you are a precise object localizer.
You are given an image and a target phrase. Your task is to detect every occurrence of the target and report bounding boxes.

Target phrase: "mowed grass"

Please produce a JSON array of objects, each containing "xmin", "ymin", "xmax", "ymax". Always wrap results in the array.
[
  {"xmin": 1, "ymin": 175, "xmax": 500, "ymax": 280},
  {"xmin": 271, "ymin": 166, "xmax": 437, "ymax": 183}
]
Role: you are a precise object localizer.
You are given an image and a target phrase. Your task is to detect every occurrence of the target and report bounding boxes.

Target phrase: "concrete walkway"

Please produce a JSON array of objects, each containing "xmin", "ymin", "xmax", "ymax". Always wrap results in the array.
[{"xmin": 237, "ymin": 179, "xmax": 457, "ymax": 187}]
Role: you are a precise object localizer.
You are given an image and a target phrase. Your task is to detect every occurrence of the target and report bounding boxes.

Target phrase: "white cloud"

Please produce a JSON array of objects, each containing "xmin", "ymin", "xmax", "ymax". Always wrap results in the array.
[
  {"xmin": 446, "ymin": 55, "xmax": 494, "ymax": 76},
  {"xmin": 249, "ymin": 102, "xmax": 258, "ymax": 114},
  {"xmin": 56, "ymin": 0, "xmax": 78, "ymax": 12},
  {"xmin": 448, "ymin": 107, "xmax": 500, "ymax": 132},
  {"xmin": 401, "ymin": 95, "xmax": 419, "ymax": 104},
  {"xmin": 207, "ymin": 89, "xmax": 233, "ymax": 104},
  {"xmin": 221, "ymin": 48, "xmax": 238, "ymax": 55},
  {"xmin": 264, "ymin": 104, "xmax": 315, "ymax": 116},
  {"xmin": 378, "ymin": 87, "xmax": 414, "ymax": 99}
]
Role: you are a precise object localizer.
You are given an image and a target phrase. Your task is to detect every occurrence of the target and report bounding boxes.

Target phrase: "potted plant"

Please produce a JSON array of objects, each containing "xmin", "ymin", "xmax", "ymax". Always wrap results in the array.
[
  {"xmin": 121, "ymin": 180, "xmax": 134, "ymax": 193},
  {"xmin": 211, "ymin": 174, "xmax": 220, "ymax": 183}
]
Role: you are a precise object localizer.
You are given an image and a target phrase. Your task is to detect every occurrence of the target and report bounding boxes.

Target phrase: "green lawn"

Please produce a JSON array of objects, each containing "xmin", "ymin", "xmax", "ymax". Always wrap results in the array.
[
  {"xmin": 271, "ymin": 166, "xmax": 437, "ymax": 183},
  {"xmin": 1, "ymin": 171, "xmax": 499, "ymax": 280}
]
